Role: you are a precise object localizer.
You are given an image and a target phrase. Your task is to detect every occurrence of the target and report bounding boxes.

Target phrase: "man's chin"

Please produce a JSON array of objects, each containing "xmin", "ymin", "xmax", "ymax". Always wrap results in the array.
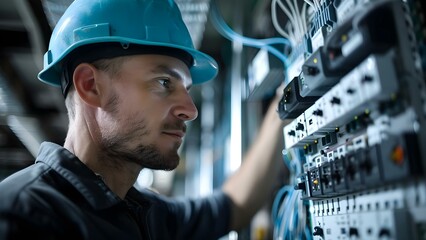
[
  {"xmin": 141, "ymin": 153, "xmax": 180, "ymax": 171},
  {"xmin": 160, "ymin": 155, "xmax": 180, "ymax": 171}
]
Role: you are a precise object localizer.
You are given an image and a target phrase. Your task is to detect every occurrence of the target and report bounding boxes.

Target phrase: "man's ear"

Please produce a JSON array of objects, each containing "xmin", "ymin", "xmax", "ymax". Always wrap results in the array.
[{"xmin": 73, "ymin": 63, "xmax": 102, "ymax": 107}]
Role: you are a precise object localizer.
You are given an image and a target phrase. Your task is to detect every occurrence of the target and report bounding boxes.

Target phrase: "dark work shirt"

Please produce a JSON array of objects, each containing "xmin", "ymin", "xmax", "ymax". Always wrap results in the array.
[{"xmin": 0, "ymin": 142, "xmax": 231, "ymax": 239}]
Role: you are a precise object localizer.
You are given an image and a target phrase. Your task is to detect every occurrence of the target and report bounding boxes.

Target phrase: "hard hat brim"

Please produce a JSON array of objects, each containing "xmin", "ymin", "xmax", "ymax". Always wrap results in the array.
[{"xmin": 38, "ymin": 37, "xmax": 219, "ymax": 88}]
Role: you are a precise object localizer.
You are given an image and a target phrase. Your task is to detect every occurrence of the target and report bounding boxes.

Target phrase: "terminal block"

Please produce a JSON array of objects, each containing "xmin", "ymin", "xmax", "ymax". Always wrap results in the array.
[{"xmin": 278, "ymin": 77, "xmax": 319, "ymax": 119}]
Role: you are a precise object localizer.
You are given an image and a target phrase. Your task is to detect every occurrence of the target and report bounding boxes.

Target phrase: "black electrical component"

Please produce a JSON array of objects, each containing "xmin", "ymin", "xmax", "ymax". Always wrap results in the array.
[
  {"xmin": 332, "ymin": 156, "xmax": 348, "ymax": 193},
  {"xmin": 298, "ymin": 47, "xmax": 342, "ymax": 97},
  {"xmin": 324, "ymin": 0, "xmax": 398, "ymax": 74},
  {"xmin": 304, "ymin": 143, "xmax": 318, "ymax": 155},
  {"xmin": 321, "ymin": 132, "xmax": 337, "ymax": 147},
  {"xmin": 359, "ymin": 145, "xmax": 383, "ymax": 187},
  {"xmin": 320, "ymin": 163, "xmax": 335, "ymax": 196},
  {"xmin": 313, "ymin": 226, "xmax": 324, "ymax": 238},
  {"xmin": 311, "ymin": 2, "xmax": 337, "ymax": 33},
  {"xmin": 308, "ymin": 167, "xmax": 323, "ymax": 197},
  {"xmin": 349, "ymin": 227, "xmax": 359, "ymax": 237},
  {"xmin": 300, "ymin": 1, "xmax": 400, "ymax": 99},
  {"xmin": 278, "ymin": 77, "xmax": 319, "ymax": 119},
  {"xmin": 345, "ymin": 112, "xmax": 372, "ymax": 134},
  {"xmin": 294, "ymin": 174, "xmax": 310, "ymax": 198},
  {"xmin": 345, "ymin": 153, "xmax": 363, "ymax": 191}
]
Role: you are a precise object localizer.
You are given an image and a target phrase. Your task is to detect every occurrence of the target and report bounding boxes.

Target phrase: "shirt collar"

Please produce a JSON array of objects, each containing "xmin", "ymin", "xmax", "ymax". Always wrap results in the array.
[{"xmin": 35, "ymin": 142, "xmax": 122, "ymax": 210}]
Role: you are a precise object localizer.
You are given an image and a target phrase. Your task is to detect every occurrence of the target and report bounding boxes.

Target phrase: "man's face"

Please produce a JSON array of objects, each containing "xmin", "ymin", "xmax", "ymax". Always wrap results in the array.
[{"xmin": 96, "ymin": 54, "xmax": 197, "ymax": 170}]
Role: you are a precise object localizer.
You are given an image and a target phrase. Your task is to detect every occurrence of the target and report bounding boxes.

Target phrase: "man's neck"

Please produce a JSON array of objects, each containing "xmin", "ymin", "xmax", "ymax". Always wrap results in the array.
[
  {"xmin": 87, "ymin": 158, "xmax": 141, "ymax": 199},
  {"xmin": 64, "ymin": 129, "xmax": 141, "ymax": 199}
]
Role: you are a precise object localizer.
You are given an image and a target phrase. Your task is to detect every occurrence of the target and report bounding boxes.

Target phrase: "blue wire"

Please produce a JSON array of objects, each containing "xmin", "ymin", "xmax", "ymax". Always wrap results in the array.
[
  {"xmin": 280, "ymin": 188, "xmax": 296, "ymax": 238},
  {"xmin": 210, "ymin": 2, "xmax": 291, "ymax": 47},
  {"xmin": 276, "ymin": 149, "xmax": 310, "ymax": 239},
  {"xmin": 305, "ymin": 226, "xmax": 313, "ymax": 240},
  {"xmin": 273, "ymin": 187, "xmax": 294, "ymax": 238},
  {"xmin": 272, "ymin": 185, "xmax": 293, "ymax": 221},
  {"xmin": 282, "ymin": 149, "xmax": 297, "ymax": 173},
  {"xmin": 210, "ymin": 0, "xmax": 291, "ymax": 67},
  {"xmin": 292, "ymin": 206, "xmax": 299, "ymax": 238}
]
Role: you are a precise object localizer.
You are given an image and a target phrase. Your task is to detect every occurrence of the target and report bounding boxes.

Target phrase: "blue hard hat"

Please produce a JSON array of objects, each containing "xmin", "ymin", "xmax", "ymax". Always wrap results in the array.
[{"xmin": 38, "ymin": 0, "xmax": 218, "ymax": 89}]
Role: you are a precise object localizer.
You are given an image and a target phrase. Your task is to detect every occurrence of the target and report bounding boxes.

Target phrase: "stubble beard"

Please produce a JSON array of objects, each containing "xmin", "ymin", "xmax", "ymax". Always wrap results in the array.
[
  {"xmin": 99, "ymin": 92, "xmax": 181, "ymax": 171},
  {"xmin": 101, "ymin": 135, "xmax": 181, "ymax": 171}
]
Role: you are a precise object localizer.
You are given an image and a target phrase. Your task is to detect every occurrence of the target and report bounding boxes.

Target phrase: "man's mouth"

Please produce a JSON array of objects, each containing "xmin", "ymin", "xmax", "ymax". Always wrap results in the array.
[{"xmin": 162, "ymin": 131, "xmax": 185, "ymax": 138}]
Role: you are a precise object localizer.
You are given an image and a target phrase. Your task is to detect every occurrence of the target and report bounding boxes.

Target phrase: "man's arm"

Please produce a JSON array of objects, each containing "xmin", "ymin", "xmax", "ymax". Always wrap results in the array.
[{"xmin": 222, "ymin": 96, "xmax": 289, "ymax": 230}]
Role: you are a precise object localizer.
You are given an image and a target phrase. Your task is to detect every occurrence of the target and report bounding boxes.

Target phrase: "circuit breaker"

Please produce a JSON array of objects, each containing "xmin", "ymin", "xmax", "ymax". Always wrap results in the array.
[{"xmin": 275, "ymin": 0, "xmax": 426, "ymax": 239}]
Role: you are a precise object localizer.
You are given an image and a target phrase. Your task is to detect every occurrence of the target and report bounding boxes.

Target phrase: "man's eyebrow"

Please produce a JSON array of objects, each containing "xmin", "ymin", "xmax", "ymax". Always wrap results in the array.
[
  {"xmin": 151, "ymin": 65, "xmax": 183, "ymax": 80},
  {"xmin": 151, "ymin": 64, "xmax": 192, "ymax": 90}
]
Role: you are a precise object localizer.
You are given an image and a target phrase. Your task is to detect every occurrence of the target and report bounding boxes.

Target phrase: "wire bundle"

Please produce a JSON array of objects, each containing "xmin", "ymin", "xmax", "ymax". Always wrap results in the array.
[
  {"xmin": 272, "ymin": 148, "xmax": 312, "ymax": 240},
  {"xmin": 271, "ymin": 0, "xmax": 310, "ymax": 47}
]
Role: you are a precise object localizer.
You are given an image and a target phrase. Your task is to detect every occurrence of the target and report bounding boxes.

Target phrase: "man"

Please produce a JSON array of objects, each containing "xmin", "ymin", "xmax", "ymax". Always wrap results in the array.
[{"xmin": 0, "ymin": 0, "xmax": 284, "ymax": 239}]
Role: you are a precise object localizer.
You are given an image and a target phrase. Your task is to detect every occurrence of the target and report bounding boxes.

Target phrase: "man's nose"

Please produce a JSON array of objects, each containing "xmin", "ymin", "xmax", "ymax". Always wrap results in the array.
[{"xmin": 173, "ymin": 91, "xmax": 198, "ymax": 121}]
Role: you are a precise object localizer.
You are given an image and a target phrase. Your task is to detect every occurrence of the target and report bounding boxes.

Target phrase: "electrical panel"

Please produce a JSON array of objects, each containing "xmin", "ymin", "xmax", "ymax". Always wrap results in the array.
[{"xmin": 274, "ymin": 0, "xmax": 426, "ymax": 239}]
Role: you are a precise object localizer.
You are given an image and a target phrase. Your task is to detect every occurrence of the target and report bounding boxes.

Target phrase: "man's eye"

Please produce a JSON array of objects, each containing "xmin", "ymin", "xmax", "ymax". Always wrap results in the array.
[{"xmin": 158, "ymin": 79, "xmax": 171, "ymax": 88}]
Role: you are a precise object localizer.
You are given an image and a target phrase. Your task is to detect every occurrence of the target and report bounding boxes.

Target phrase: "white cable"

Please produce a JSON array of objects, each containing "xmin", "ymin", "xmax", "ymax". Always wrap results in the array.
[
  {"xmin": 271, "ymin": 0, "xmax": 292, "ymax": 40},
  {"xmin": 304, "ymin": 0, "xmax": 316, "ymax": 11},
  {"xmin": 313, "ymin": 0, "xmax": 319, "ymax": 10},
  {"xmin": 287, "ymin": 24, "xmax": 297, "ymax": 46},
  {"xmin": 275, "ymin": 0, "xmax": 295, "ymax": 25},
  {"xmin": 301, "ymin": 2, "xmax": 308, "ymax": 35},
  {"xmin": 278, "ymin": 0, "xmax": 298, "ymax": 42},
  {"xmin": 271, "ymin": 0, "xmax": 296, "ymax": 46},
  {"xmin": 284, "ymin": 0, "xmax": 302, "ymax": 40},
  {"xmin": 273, "ymin": 0, "xmax": 309, "ymax": 44},
  {"xmin": 294, "ymin": 0, "xmax": 305, "ymax": 40},
  {"xmin": 271, "ymin": 0, "xmax": 289, "ymax": 38},
  {"xmin": 276, "ymin": 0, "xmax": 299, "ymax": 37},
  {"xmin": 315, "ymin": 0, "xmax": 322, "ymax": 9}
]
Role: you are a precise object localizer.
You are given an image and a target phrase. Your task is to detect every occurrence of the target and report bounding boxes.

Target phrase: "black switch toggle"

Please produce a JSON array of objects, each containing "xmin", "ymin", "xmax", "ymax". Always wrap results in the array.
[
  {"xmin": 331, "ymin": 97, "xmax": 341, "ymax": 105},
  {"xmin": 294, "ymin": 181, "xmax": 306, "ymax": 191},
  {"xmin": 349, "ymin": 227, "xmax": 359, "ymax": 237},
  {"xmin": 379, "ymin": 228, "xmax": 391, "ymax": 237},
  {"xmin": 313, "ymin": 109, "xmax": 323, "ymax": 116},
  {"xmin": 362, "ymin": 75, "xmax": 373, "ymax": 83},
  {"xmin": 313, "ymin": 226, "xmax": 324, "ymax": 237},
  {"xmin": 306, "ymin": 66, "xmax": 320, "ymax": 76}
]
